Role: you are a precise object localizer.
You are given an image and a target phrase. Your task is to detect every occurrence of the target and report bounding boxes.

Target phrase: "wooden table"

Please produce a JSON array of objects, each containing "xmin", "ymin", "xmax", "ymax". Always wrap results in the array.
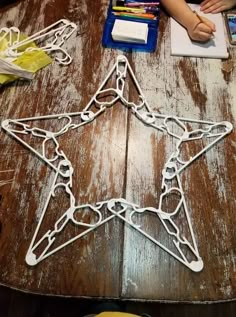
[{"xmin": 0, "ymin": 0, "xmax": 235, "ymax": 302}]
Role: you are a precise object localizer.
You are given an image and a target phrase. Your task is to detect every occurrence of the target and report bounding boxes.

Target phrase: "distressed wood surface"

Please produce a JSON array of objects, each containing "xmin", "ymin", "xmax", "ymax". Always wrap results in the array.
[{"xmin": 0, "ymin": 0, "xmax": 235, "ymax": 301}]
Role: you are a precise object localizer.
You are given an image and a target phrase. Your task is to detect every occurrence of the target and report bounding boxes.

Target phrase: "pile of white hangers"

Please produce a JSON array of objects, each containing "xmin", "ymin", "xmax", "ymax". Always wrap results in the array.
[{"xmin": 0, "ymin": 19, "xmax": 77, "ymax": 80}]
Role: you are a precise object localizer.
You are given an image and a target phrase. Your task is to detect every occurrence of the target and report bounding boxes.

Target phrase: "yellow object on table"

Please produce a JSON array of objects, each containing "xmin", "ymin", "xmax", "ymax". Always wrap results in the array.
[{"xmin": 0, "ymin": 32, "xmax": 52, "ymax": 84}]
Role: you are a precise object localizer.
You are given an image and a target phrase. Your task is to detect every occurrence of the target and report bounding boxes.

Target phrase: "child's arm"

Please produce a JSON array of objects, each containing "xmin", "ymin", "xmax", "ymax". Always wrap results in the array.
[
  {"xmin": 161, "ymin": 0, "xmax": 216, "ymax": 41},
  {"xmin": 200, "ymin": 0, "xmax": 236, "ymax": 13}
]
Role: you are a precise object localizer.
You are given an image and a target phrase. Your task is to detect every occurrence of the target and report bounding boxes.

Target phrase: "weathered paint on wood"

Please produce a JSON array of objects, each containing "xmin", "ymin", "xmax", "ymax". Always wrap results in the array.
[{"xmin": 0, "ymin": 0, "xmax": 235, "ymax": 301}]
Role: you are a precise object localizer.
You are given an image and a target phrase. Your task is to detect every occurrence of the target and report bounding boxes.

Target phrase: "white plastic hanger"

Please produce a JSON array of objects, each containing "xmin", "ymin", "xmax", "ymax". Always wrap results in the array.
[
  {"xmin": 2, "ymin": 56, "xmax": 232, "ymax": 271},
  {"xmin": 0, "ymin": 19, "xmax": 77, "ymax": 66}
]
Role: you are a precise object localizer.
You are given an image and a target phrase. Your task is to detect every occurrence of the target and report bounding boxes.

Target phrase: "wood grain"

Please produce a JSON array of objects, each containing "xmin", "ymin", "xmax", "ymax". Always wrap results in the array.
[
  {"xmin": 0, "ymin": 0, "xmax": 235, "ymax": 301},
  {"xmin": 122, "ymin": 14, "xmax": 236, "ymax": 301}
]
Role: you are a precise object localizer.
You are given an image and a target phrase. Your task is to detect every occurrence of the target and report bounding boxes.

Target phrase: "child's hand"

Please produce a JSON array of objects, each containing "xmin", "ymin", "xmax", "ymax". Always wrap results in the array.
[
  {"xmin": 188, "ymin": 16, "xmax": 216, "ymax": 42},
  {"xmin": 200, "ymin": 0, "xmax": 236, "ymax": 13}
]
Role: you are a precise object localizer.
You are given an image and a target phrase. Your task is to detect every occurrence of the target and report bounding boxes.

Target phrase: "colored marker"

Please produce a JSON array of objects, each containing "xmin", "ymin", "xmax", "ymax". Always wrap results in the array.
[
  {"xmin": 113, "ymin": 6, "xmax": 159, "ymax": 14},
  {"xmin": 125, "ymin": 2, "xmax": 159, "ymax": 7},
  {"xmin": 113, "ymin": 12, "xmax": 156, "ymax": 19},
  {"xmin": 113, "ymin": 6, "xmax": 147, "ymax": 13}
]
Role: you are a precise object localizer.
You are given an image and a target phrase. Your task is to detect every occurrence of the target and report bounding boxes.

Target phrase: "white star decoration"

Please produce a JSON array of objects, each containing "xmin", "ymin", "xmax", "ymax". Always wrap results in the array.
[{"xmin": 1, "ymin": 56, "xmax": 232, "ymax": 272}]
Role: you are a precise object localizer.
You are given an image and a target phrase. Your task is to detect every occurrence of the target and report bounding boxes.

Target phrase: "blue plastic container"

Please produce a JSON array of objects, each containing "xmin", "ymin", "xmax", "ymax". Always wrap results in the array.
[{"xmin": 102, "ymin": 0, "xmax": 159, "ymax": 52}]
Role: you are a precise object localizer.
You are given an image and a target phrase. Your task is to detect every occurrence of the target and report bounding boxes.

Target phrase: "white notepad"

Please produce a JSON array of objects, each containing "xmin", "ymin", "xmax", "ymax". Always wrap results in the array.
[
  {"xmin": 112, "ymin": 19, "xmax": 148, "ymax": 44},
  {"xmin": 170, "ymin": 3, "xmax": 228, "ymax": 59}
]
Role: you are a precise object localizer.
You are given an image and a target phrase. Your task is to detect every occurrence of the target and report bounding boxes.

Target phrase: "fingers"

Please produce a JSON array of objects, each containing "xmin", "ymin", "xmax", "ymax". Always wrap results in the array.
[
  {"xmin": 195, "ymin": 29, "xmax": 213, "ymax": 42},
  {"xmin": 201, "ymin": 4, "xmax": 226, "ymax": 13},
  {"xmin": 208, "ymin": 6, "xmax": 227, "ymax": 13},
  {"xmin": 192, "ymin": 32, "xmax": 212, "ymax": 42},
  {"xmin": 200, "ymin": 0, "xmax": 217, "ymax": 8},
  {"xmin": 199, "ymin": 23, "xmax": 214, "ymax": 34},
  {"xmin": 200, "ymin": 0, "xmax": 228, "ymax": 13},
  {"xmin": 201, "ymin": 17, "xmax": 216, "ymax": 32},
  {"xmin": 190, "ymin": 21, "xmax": 215, "ymax": 42},
  {"xmin": 189, "ymin": 30, "xmax": 213, "ymax": 42},
  {"xmin": 200, "ymin": 0, "xmax": 220, "ymax": 10}
]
